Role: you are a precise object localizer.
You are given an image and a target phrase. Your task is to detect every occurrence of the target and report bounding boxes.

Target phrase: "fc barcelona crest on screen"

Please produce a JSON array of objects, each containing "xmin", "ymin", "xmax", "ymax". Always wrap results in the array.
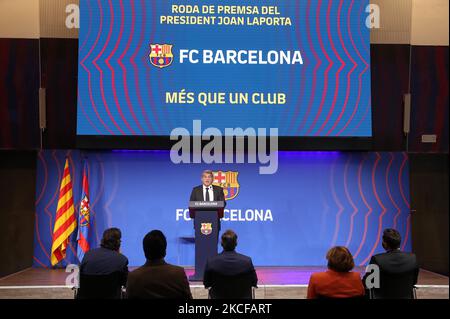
[
  {"xmin": 149, "ymin": 44, "xmax": 174, "ymax": 69},
  {"xmin": 201, "ymin": 223, "xmax": 213, "ymax": 236},
  {"xmin": 212, "ymin": 171, "xmax": 240, "ymax": 200}
]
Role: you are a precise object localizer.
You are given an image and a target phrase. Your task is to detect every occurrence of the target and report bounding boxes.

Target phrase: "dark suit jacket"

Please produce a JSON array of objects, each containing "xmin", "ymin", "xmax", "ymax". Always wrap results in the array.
[
  {"xmin": 190, "ymin": 185, "xmax": 226, "ymax": 221},
  {"xmin": 80, "ymin": 247, "xmax": 129, "ymax": 286},
  {"xmin": 204, "ymin": 250, "xmax": 258, "ymax": 298},
  {"xmin": 126, "ymin": 259, "xmax": 192, "ymax": 299},
  {"xmin": 363, "ymin": 250, "xmax": 419, "ymax": 299},
  {"xmin": 190, "ymin": 184, "xmax": 226, "ymax": 204}
]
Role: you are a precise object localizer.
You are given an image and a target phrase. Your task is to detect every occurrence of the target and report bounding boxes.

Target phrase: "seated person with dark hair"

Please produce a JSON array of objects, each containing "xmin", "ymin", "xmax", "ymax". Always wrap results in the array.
[
  {"xmin": 79, "ymin": 227, "xmax": 129, "ymax": 298},
  {"xmin": 80, "ymin": 227, "xmax": 129, "ymax": 279},
  {"xmin": 362, "ymin": 228, "xmax": 419, "ymax": 299},
  {"xmin": 203, "ymin": 230, "xmax": 258, "ymax": 299},
  {"xmin": 126, "ymin": 230, "xmax": 192, "ymax": 299},
  {"xmin": 307, "ymin": 246, "xmax": 365, "ymax": 299}
]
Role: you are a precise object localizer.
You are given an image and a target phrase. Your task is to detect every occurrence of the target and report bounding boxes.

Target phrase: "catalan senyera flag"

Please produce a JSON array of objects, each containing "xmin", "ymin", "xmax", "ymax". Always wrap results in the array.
[
  {"xmin": 76, "ymin": 162, "xmax": 90, "ymax": 262},
  {"xmin": 50, "ymin": 158, "xmax": 77, "ymax": 266}
]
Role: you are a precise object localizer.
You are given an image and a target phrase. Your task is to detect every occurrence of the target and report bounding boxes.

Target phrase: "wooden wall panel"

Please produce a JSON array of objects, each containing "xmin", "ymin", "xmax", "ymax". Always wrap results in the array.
[{"xmin": 0, "ymin": 39, "xmax": 40, "ymax": 149}]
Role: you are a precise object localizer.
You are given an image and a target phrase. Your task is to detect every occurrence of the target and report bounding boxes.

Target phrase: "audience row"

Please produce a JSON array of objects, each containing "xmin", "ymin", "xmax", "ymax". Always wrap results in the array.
[{"xmin": 78, "ymin": 228, "xmax": 419, "ymax": 299}]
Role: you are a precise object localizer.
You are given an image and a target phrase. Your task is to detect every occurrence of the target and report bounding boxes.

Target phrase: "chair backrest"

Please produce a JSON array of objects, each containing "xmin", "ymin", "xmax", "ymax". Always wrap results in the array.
[
  {"xmin": 316, "ymin": 294, "xmax": 365, "ymax": 300},
  {"xmin": 77, "ymin": 272, "xmax": 124, "ymax": 299},
  {"xmin": 372, "ymin": 269, "xmax": 417, "ymax": 299},
  {"xmin": 208, "ymin": 271, "xmax": 255, "ymax": 299}
]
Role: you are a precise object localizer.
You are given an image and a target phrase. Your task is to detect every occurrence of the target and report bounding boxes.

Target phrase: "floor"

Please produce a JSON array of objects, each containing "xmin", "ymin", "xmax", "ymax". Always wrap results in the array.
[{"xmin": 0, "ymin": 267, "xmax": 448, "ymax": 299}]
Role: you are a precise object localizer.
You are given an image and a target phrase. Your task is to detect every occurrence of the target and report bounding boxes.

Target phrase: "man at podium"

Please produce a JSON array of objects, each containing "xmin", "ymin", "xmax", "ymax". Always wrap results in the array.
[
  {"xmin": 189, "ymin": 170, "xmax": 226, "ymax": 229},
  {"xmin": 188, "ymin": 170, "xmax": 226, "ymax": 280}
]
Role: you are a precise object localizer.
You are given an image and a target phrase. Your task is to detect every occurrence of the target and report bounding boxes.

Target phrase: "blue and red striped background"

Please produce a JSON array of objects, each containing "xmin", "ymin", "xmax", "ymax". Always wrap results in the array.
[{"xmin": 33, "ymin": 150, "xmax": 411, "ymax": 267}]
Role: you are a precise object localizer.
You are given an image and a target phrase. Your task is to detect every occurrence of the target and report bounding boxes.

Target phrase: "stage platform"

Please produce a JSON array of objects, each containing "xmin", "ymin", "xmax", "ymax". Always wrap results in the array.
[{"xmin": 0, "ymin": 267, "xmax": 448, "ymax": 299}]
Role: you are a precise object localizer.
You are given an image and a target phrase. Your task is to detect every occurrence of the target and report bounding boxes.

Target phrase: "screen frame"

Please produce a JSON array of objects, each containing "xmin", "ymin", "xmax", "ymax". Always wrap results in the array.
[
  {"xmin": 76, "ymin": 0, "xmax": 374, "ymax": 151},
  {"xmin": 76, "ymin": 135, "xmax": 373, "ymax": 151}
]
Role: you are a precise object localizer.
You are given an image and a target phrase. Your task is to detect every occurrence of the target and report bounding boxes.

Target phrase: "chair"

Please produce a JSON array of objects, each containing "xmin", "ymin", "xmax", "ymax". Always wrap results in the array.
[
  {"xmin": 369, "ymin": 286, "xmax": 418, "ymax": 299},
  {"xmin": 75, "ymin": 271, "xmax": 126, "ymax": 299},
  {"xmin": 368, "ymin": 270, "xmax": 418, "ymax": 299},
  {"xmin": 316, "ymin": 294, "xmax": 365, "ymax": 300},
  {"xmin": 207, "ymin": 271, "xmax": 257, "ymax": 299}
]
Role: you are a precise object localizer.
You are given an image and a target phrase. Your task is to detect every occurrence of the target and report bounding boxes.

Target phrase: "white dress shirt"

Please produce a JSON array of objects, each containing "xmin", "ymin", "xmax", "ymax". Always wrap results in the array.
[{"xmin": 203, "ymin": 185, "xmax": 214, "ymax": 201}]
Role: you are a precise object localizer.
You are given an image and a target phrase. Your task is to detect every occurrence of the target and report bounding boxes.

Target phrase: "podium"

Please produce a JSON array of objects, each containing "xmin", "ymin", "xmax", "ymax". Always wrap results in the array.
[{"xmin": 188, "ymin": 201, "xmax": 224, "ymax": 281}]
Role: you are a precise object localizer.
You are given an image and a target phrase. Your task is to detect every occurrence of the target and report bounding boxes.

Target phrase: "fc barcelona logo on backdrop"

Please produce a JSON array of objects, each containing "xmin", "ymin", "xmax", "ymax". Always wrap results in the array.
[
  {"xmin": 201, "ymin": 223, "xmax": 213, "ymax": 236},
  {"xmin": 212, "ymin": 171, "xmax": 240, "ymax": 201},
  {"xmin": 149, "ymin": 44, "xmax": 174, "ymax": 69}
]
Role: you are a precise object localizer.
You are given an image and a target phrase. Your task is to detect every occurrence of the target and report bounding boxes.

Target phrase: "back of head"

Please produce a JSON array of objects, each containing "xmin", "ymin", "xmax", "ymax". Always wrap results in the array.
[
  {"xmin": 101, "ymin": 228, "xmax": 122, "ymax": 251},
  {"xmin": 221, "ymin": 230, "xmax": 238, "ymax": 252},
  {"xmin": 326, "ymin": 246, "xmax": 355, "ymax": 273},
  {"xmin": 143, "ymin": 230, "xmax": 167, "ymax": 260},
  {"xmin": 382, "ymin": 228, "xmax": 402, "ymax": 251}
]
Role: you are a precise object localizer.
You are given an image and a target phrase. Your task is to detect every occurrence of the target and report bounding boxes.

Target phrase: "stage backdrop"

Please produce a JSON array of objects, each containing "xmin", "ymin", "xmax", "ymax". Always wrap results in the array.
[{"xmin": 33, "ymin": 151, "xmax": 411, "ymax": 267}]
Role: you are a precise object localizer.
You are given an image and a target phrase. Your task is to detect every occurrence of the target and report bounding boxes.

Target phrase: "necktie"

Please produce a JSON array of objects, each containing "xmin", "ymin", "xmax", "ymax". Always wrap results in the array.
[{"xmin": 205, "ymin": 187, "xmax": 210, "ymax": 201}]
